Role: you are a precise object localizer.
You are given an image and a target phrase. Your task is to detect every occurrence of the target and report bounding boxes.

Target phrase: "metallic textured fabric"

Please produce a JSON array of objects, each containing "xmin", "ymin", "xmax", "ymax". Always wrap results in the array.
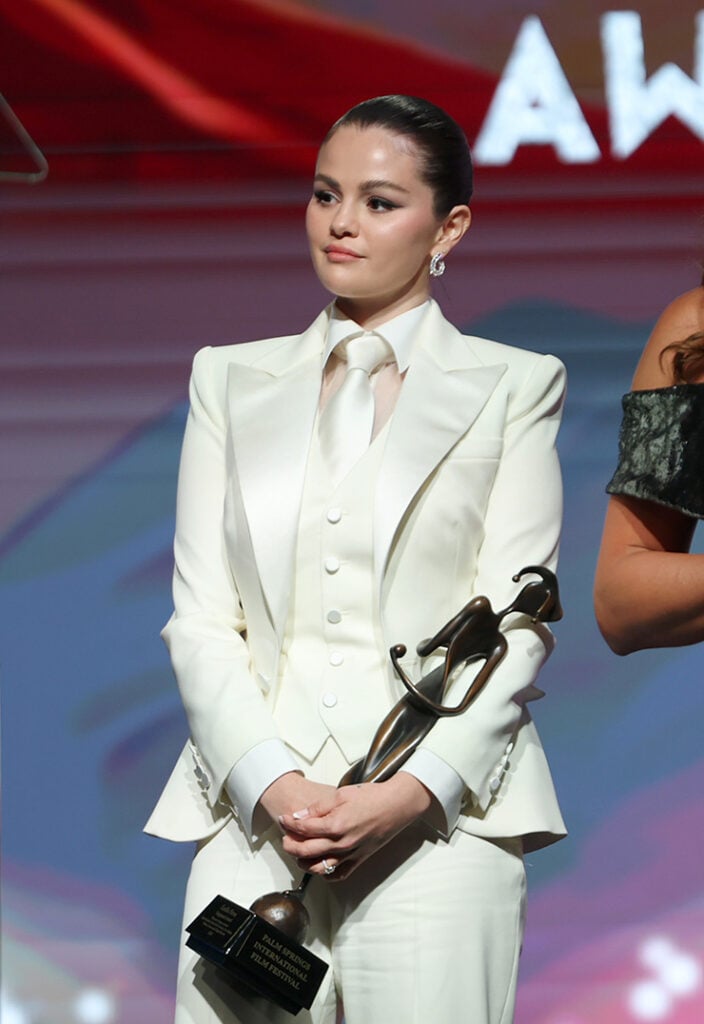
[{"xmin": 607, "ymin": 385, "xmax": 704, "ymax": 518}]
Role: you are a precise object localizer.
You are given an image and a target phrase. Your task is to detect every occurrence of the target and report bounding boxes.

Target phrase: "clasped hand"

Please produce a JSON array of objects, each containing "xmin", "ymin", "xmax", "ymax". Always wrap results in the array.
[{"xmin": 274, "ymin": 773, "xmax": 432, "ymax": 881}]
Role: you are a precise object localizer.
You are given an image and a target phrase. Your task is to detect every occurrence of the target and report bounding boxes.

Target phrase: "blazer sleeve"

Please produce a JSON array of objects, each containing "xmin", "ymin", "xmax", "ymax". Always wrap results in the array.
[
  {"xmin": 161, "ymin": 347, "xmax": 287, "ymax": 810},
  {"xmin": 419, "ymin": 352, "xmax": 566, "ymax": 814}
]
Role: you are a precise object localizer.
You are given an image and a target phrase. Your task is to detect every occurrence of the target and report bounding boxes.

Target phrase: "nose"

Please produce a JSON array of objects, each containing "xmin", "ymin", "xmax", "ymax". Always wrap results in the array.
[{"xmin": 330, "ymin": 201, "xmax": 358, "ymax": 238}]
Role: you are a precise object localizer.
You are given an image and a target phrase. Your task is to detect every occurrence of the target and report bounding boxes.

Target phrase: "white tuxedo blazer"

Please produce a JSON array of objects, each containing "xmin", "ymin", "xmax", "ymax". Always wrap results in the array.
[{"xmin": 145, "ymin": 300, "xmax": 567, "ymax": 852}]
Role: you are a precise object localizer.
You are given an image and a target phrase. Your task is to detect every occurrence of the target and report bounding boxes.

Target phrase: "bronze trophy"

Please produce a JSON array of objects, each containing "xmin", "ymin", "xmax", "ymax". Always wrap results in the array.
[{"xmin": 186, "ymin": 566, "xmax": 562, "ymax": 1015}]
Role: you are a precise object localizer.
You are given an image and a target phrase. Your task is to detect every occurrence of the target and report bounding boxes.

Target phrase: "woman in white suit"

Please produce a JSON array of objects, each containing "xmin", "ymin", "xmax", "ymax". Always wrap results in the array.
[{"xmin": 146, "ymin": 95, "xmax": 566, "ymax": 1024}]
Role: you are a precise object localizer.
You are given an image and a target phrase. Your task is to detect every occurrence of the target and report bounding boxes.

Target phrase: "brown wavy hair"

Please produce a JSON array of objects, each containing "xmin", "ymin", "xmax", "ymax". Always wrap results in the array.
[
  {"xmin": 661, "ymin": 279, "xmax": 704, "ymax": 383},
  {"xmin": 664, "ymin": 331, "xmax": 704, "ymax": 383}
]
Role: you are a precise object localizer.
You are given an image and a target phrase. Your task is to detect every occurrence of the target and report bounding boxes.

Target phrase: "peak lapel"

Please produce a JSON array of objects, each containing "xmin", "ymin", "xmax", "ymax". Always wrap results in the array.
[
  {"xmin": 226, "ymin": 316, "xmax": 327, "ymax": 637},
  {"xmin": 374, "ymin": 309, "xmax": 507, "ymax": 587}
]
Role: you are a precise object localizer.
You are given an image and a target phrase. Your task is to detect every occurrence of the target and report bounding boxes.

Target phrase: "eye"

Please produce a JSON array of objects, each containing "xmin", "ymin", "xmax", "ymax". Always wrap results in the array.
[
  {"xmin": 313, "ymin": 188, "xmax": 337, "ymax": 205},
  {"xmin": 368, "ymin": 196, "xmax": 398, "ymax": 212}
]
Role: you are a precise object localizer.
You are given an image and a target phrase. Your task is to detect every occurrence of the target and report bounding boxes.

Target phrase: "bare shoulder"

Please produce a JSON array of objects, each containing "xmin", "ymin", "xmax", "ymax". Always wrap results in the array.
[{"xmin": 632, "ymin": 286, "xmax": 704, "ymax": 389}]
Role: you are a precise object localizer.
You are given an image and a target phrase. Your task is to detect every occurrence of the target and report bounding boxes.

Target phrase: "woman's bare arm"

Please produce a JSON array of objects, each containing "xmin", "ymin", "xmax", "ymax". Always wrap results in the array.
[
  {"xmin": 594, "ymin": 287, "xmax": 704, "ymax": 653},
  {"xmin": 594, "ymin": 495, "xmax": 703, "ymax": 654}
]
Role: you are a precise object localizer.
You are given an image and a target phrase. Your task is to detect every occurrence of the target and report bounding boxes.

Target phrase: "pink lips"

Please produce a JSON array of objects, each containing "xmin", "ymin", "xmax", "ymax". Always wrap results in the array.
[{"xmin": 324, "ymin": 245, "xmax": 362, "ymax": 262}]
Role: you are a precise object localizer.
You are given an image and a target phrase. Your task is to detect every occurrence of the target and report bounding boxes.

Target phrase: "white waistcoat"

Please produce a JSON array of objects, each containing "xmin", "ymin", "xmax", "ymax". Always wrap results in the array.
[{"xmin": 272, "ymin": 417, "xmax": 397, "ymax": 767}]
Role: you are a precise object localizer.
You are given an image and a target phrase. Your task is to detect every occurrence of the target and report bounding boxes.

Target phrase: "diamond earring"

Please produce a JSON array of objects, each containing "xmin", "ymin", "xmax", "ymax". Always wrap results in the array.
[{"xmin": 429, "ymin": 252, "xmax": 446, "ymax": 278}]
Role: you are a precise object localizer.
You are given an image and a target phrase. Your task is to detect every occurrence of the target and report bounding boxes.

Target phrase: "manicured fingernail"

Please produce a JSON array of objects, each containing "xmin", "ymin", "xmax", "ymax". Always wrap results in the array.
[{"xmin": 292, "ymin": 808, "xmax": 310, "ymax": 820}]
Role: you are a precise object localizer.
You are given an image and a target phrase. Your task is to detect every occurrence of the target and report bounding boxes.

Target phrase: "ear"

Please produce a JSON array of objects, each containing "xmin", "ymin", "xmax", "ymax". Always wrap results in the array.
[{"xmin": 433, "ymin": 205, "xmax": 471, "ymax": 258}]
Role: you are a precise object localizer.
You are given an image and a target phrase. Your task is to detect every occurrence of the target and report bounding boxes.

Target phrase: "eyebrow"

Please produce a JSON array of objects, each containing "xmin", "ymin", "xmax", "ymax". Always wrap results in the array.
[{"xmin": 314, "ymin": 172, "xmax": 410, "ymax": 195}]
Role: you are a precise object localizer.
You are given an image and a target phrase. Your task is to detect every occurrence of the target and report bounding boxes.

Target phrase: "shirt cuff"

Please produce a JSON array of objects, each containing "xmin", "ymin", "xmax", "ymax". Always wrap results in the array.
[
  {"xmin": 225, "ymin": 739, "xmax": 301, "ymax": 841},
  {"xmin": 399, "ymin": 748, "xmax": 466, "ymax": 836}
]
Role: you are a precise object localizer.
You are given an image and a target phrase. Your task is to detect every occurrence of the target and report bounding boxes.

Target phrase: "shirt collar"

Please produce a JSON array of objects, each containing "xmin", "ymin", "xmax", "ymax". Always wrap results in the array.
[{"xmin": 323, "ymin": 300, "xmax": 430, "ymax": 372}]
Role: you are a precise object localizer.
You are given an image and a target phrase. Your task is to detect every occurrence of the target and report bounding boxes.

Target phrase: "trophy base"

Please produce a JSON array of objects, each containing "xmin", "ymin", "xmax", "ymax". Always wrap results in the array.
[{"xmin": 186, "ymin": 895, "xmax": 328, "ymax": 1016}]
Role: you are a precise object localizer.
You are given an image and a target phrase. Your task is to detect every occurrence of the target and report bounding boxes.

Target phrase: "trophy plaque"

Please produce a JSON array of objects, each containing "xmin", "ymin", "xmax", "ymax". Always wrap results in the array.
[
  {"xmin": 186, "ymin": 565, "xmax": 562, "ymax": 1015},
  {"xmin": 186, "ymin": 893, "xmax": 327, "ymax": 1014}
]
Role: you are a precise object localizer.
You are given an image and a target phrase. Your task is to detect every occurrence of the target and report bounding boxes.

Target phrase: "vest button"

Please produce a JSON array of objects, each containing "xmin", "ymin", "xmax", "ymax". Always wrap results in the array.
[
  {"xmin": 322, "ymin": 692, "xmax": 338, "ymax": 708},
  {"xmin": 324, "ymin": 557, "xmax": 340, "ymax": 574},
  {"xmin": 327, "ymin": 507, "xmax": 342, "ymax": 524},
  {"xmin": 327, "ymin": 609, "xmax": 342, "ymax": 624},
  {"xmin": 329, "ymin": 651, "xmax": 344, "ymax": 666}
]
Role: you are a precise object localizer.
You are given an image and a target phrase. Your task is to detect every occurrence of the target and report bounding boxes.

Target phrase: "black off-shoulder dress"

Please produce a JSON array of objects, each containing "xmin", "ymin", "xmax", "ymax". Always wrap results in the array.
[{"xmin": 606, "ymin": 386, "xmax": 704, "ymax": 519}]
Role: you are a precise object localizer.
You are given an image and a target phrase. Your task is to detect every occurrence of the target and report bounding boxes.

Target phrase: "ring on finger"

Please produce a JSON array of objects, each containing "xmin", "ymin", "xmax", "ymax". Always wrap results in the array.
[{"xmin": 322, "ymin": 858, "xmax": 336, "ymax": 876}]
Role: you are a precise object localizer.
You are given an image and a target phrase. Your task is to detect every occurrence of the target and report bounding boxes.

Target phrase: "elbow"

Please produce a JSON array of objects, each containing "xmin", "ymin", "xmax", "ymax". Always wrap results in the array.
[
  {"xmin": 593, "ymin": 591, "xmax": 643, "ymax": 657},
  {"xmin": 597, "ymin": 624, "xmax": 638, "ymax": 657}
]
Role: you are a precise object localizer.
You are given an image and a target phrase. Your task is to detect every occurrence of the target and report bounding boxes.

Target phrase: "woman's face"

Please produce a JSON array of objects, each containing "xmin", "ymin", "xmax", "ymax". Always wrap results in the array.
[{"xmin": 306, "ymin": 124, "xmax": 448, "ymax": 327}]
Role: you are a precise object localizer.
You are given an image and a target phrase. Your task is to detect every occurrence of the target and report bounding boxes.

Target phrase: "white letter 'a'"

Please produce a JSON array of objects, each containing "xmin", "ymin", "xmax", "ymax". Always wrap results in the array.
[
  {"xmin": 473, "ymin": 15, "xmax": 600, "ymax": 165},
  {"xmin": 603, "ymin": 11, "xmax": 704, "ymax": 159}
]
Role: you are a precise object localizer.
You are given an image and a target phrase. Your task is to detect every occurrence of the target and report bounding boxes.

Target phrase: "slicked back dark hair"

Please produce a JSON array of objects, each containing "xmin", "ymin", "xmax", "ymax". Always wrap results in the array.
[{"xmin": 324, "ymin": 95, "xmax": 473, "ymax": 218}]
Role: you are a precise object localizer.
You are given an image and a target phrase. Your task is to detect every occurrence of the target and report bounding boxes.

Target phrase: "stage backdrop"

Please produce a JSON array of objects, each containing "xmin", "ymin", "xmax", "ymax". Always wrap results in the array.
[{"xmin": 2, "ymin": 2, "xmax": 704, "ymax": 1022}]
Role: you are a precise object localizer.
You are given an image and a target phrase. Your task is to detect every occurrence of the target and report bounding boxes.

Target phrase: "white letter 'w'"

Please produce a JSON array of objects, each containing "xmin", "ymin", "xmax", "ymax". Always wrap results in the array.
[{"xmin": 603, "ymin": 10, "xmax": 704, "ymax": 158}]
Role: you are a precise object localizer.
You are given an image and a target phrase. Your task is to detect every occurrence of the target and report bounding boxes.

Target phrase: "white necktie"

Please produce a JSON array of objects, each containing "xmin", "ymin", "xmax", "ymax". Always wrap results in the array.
[{"xmin": 320, "ymin": 333, "xmax": 390, "ymax": 486}]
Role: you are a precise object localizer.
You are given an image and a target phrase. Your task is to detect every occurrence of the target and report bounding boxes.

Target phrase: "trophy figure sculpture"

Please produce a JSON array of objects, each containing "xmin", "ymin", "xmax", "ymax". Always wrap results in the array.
[{"xmin": 186, "ymin": 566, "xmax": 562, "ymax": 1015}]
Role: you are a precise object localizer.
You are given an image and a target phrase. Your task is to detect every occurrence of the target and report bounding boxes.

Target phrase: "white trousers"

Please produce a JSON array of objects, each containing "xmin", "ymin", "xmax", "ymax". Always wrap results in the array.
[{"xmin": 174, "ymin": 742, "xmax": 526, "ymax": 1024}]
